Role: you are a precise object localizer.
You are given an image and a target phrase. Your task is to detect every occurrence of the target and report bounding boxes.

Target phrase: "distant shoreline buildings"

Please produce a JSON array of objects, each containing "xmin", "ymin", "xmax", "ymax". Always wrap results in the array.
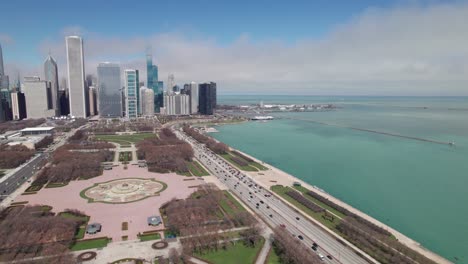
[{"xmin": 0, "ymin": 37, "xmax": 218, "ymax": 122}]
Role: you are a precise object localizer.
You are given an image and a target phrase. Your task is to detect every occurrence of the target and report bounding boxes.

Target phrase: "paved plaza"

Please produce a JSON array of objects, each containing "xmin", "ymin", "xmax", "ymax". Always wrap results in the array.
[{"xmin": 14, "ymin": 165, "xmax": 203, "ymax": 241}]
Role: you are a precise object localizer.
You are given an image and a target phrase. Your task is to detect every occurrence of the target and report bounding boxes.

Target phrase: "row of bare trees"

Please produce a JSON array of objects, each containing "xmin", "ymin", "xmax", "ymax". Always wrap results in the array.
[
  {"xmin": 336, "ymin": 218, "xmax": 437, "ymax": 264},
  {"xmin": 0, "ymin": 206, "xmax": 78, "ymax": 264},
  {"xmin": 0, "ymin": 119, "xmax": 45, "ymax": 134},
  {"xmin": 164, "ymin": 185, "xmax": 257, "ymax": 256},
  {"xmin": 137, "ymin": 128, "xmax": 194, "ymax": 173},
  {"xmin": 0, "ymin": 144, "xmax": 35, "ymax": 169},
  {"xmin": 182, "ymin": 125, "xmax": 229, "ymax": 154},
  {"xmin": 32, "ymin": 146, "xmax": 113, "ymax": 185},
  {"xmin": 34, "ymin": 136, "xmax": 54, "ymax": 149},
  {"xmin": 272, "ymin": 226, "xmax": 322, "ymax": 264}
]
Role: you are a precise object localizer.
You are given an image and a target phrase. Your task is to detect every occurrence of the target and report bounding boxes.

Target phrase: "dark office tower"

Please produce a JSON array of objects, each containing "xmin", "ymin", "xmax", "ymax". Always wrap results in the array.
[
  {"xmin": 58, "ymin": 90, "xmax": 70, "ymax": 116},
  {"xmin": 97, "ymin": 62, "xmax": 122, "ymax": 117},
  {"xmin": 198, "ymin": 82, "xmax": 217, "ymax": 115},
  {"xmin": 0, "ymin": 89, "xmax": 12, "ymax": 121},
  {"xmin": 11, "ymin": 91, "xmax": 26, "ymax": 120},
  {"xmin": 44, "ymin": 55, "xmax": 60, "ymax": 116}
]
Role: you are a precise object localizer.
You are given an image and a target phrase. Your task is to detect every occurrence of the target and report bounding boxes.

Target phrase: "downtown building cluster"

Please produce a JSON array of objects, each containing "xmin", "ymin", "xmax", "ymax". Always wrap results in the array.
[{"xmin": 0, "ymin": 36, "xmax": 217, "ymax": 122}]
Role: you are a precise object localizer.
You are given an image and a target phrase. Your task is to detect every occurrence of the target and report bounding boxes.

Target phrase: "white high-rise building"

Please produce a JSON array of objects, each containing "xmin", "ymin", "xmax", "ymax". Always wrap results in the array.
[
  {"xmin": 167, "ymin": 74, "xmax": 175, "ymax": 94},
  {"xmin": 23, "ymin": 77, "xmax": 55, "ymax": 119},
  {"xmin": 190, "ymin": 81, "xmax": 198, "ymax": 114},
  {"xmin": 140, "ymin": 86, "xmax": 154, "ymax": 116},
  {"xmin": 0, "ymin": 43, "xmax": 9, "ymax": 90},
  {"xmin": 44, "ymin": 55, "xmax": 60, "ymax": 116},
  {"xmin": 66, "ymin": 36, "xmax": 87, "ymax": 117},
  {"xmin": 163, "ymin": 94, "xmax": 190, "ymax": 115},
  {"xmin": 124, "ymin": 69, "xmax": 139, "ymax": 119}
]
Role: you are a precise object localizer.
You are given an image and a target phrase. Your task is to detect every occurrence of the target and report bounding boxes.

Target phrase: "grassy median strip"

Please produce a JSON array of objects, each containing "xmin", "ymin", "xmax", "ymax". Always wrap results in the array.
[
  {"xmin": 293, "ymin": 186, "xmax": 346, "ymax": 219},
  {"xmin": 221, "ymin": 153, "xmax": 258, "ymax": 171},
  {"xmin": 270, "ymin": 185, "xmax": 341, "ymax": 231}
]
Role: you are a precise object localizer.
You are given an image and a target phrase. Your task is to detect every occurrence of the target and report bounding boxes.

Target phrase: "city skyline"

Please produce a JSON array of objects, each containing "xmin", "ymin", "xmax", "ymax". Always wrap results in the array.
[{"xmin": 1, "ymin": 0, "xmax": 468, "ymax": 95}]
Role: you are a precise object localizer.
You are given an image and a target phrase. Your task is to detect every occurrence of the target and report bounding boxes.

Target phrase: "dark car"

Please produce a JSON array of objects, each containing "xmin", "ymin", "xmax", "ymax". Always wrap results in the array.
[
  {"xmin": 296, "ymin": 217, "xmax": 300, "ymax": 220},
  {"xmin": 311, "ymin": 246, "xmax": 317, "ymax": 251},
  {"xmin": 327, "ymin": 255, "xmax": 333, "ymax": 260},
  {"xmin": 298, "ymin": 235, "xmax": 304, "ymax": 240}
]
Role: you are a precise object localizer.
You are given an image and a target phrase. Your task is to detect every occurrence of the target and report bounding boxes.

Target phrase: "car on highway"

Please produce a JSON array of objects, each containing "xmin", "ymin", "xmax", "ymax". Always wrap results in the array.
[
  {"xmin": 298, "ymin": 235, "xmax": 304, "ymax": 240},
  {"xmin": 296, "ymin": 217, "xmax": 300, "ymax": 220},
  {"xmin": 318, "ymin": 254, "xmax": 325, "ymax": 261},
  {"xmin": 327, "ymin": 255, "xmax": 333, "ymax": 260}
]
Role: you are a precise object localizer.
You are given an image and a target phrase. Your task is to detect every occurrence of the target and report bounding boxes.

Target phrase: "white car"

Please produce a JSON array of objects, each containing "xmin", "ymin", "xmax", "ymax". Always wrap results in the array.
[{"xmin": 318, "ymin": 254, "xmax": 325, "ymax": 260}]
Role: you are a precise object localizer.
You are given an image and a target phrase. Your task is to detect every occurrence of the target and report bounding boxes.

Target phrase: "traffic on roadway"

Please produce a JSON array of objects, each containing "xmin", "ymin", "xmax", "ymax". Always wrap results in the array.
[{"xmin": 175, "ymin": 128, "xmax": 371, "ymax": 264}]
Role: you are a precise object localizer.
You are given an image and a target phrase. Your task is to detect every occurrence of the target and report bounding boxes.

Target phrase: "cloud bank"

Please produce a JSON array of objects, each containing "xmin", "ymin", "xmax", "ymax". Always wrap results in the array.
[{"xmin": 6, "ymin": 2, "xmax": 468, "ymax": 95}]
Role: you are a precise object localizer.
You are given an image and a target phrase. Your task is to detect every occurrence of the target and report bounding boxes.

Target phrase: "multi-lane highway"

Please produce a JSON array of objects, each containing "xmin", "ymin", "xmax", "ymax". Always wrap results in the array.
[
  {"xmin": 175, "ymin": 128, "xmax": 372, "ymax": 264},
  {"xmin": 0, "ymin": 124, "xmax": 88, "ymax": 202},
  {"xmin": 0, "ymin": 153, "xmax": 48, "ymax": 200}
]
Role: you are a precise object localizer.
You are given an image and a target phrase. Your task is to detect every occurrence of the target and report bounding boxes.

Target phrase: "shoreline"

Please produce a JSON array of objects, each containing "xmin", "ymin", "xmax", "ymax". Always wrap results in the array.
[{"xmin": 209, "ymin": 121, "xmax": 451, "ymax": 264}]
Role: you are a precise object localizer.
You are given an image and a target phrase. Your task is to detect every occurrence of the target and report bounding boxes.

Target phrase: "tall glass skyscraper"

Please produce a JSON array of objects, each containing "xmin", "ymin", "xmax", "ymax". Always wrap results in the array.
[
  {"xmin": 124, "ymin": 69, "xmax": 139, "ymax": 118},
  {"xmin": 66, "ymin": 36, "xmax": 87, "ymax": 117},
  {"xmin": 146, "ymin": 51, "xmax": 159, "ymax": 112},
  {"xmin": 97, "ymin": 62, "xmax": 122, "ymax": 117},
  {"xmin": 44, "ymin": 55, "xmax": 60, "ymax": 116}
]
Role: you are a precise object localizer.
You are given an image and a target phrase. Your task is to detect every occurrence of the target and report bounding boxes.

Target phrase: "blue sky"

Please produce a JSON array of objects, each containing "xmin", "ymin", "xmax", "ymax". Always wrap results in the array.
[{"xmin": 1, "ymin": 0, "xmax": 468, "ymax": 95}]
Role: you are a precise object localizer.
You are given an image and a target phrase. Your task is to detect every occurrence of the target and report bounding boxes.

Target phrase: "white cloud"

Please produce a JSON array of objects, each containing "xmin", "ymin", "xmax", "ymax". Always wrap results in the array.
[{"xmin": 19, "ymin": 2, "xmax": 468, "ymax": 95}]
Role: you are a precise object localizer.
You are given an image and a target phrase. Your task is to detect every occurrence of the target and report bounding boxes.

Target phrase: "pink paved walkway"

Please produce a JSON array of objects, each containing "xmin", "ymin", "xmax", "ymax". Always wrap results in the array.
[{"xmin": 14, "ymin": 165, "xmax": 203, "ymax": 241}]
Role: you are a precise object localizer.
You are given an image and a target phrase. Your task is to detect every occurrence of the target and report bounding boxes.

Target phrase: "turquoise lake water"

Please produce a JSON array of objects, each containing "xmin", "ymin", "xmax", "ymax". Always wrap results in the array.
[{"xmin": 213, "ymin": 95, "xmax": 468, "ymax": 263}]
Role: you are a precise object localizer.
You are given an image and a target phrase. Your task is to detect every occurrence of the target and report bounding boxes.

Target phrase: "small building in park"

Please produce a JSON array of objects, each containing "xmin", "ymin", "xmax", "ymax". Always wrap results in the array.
[{"xmin": 20, "ymin": 127, "xmax": 55, "ymax": 136}]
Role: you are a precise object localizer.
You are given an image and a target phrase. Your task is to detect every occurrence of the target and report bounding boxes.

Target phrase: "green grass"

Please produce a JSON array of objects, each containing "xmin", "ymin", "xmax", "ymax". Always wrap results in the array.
[
  {"xmin": 219, "ymin": 191, "xmax": 246, "ymax": 217},
  {"xmin": 25, "ymin": 185, "xmax": 43, "ymax": 192},
  {"xmin": 45, "ymin": 182, "xmax": 68, "ymax": 188},
  {"xmin": 118, "ymin": 151, "xmax": 132, "ymax": 162},
  {"xmin": 221, "ymin": 153, "xmax": 258, "ymax": 171},
  {"xmin": 139, "ymin": 232, "xmax": 161, "ymax": 242},
  {"xmin": 266, "ymin": 247, "xmax": 282, "ymax": 264},
  {"xmin": 75, "ymin": 226, "xmax": 86, "ymax": 239},
  {"xmin": 249, "ymin": 161, "xmax": 268, "ymax": 171},
  {"xmin": 70, "ymin": 237, "xmax": 110, "ymax": 251},
  {"xmin": 94, "ymin": 133, "xmax": 156, "ymax": 145},
  {"xmin": 188, "ymin": 160, "xmax": 210, "ymax": 176},
  {"xmin": 195, "ymin": 237, "xmax": 265, "ymax": 264},
  {"xmin": 292, "ymin": 186, "xmax": 346, "ymax": 219},
  {"xmin": 58, "ymin": 212, "xmax": 90, "ymax": 222},
  {"xmin": 270, "ymin": 185, "xmax": 341, "ymax": 231}
]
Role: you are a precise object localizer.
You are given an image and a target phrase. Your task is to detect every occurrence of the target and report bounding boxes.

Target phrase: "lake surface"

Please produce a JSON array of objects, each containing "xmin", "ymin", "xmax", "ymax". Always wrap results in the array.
[{"xmin": 213, "ymin": 95, "xmax": 468, "ymax": 263}]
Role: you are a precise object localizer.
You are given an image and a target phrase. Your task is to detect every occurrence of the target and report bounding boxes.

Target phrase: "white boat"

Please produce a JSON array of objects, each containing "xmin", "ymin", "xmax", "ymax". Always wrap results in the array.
[{"xmin": 252, "ymin": 116, "xmax": 274, "ymax": 120}]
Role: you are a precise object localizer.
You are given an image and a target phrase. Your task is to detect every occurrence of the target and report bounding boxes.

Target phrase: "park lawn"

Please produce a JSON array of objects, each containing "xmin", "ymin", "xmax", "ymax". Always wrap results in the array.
[
  {"xmin": 293, "ymin": 186, "xmax": 346, "ymax": 219},
  {"xmin": 221, "ymin": 153, "xmax": 258, "ymax": 172},
  {"xmin": 75, "ymin": 226, "xmax": 86, "ymax": 239},
  {"xmin": 219, "ymin": 191, "xmax": 247, "ymax": 218},
  {"xmin": 270, "ymin": 185, "xmax": 341, "ymax": 231},
  {"xmin": 58, "ymin": 212, "xmax": 90, "ymax": 222},
  {"xmin": 119, "ymin": 151, "xmax": 132, "ymax": 162},
  {"xmin": 139, "ymin": 233, "xmax": 161, "ymax": 242},
  {"xmin": 70, "ymin": 237, "xmax": 110, "ymax": 251},
  {"xmin": 195, "ymin": 237, "xmax": 265, "ymax": 264},
  {"xmin": 249, "ymin": 161, "xmax": 268, "ymax": 171},
  {"xmin": 94, "ymin": 133, "xmax": 156, "ymax": 145},
  {"xmin": 188, "ymin": 160, "xmax": 209, "ymax": 176},
  {"xmin": 266, "ymin": 247, "xmax": 282, "ymax": 264}
]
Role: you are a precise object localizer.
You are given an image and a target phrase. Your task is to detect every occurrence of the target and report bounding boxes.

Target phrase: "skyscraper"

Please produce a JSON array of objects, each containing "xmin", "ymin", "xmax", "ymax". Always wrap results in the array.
[
  {"xmin": 0, "ymin": 43, "xmax": 9, "ymax": 91},
  {"xmin": 23, "ymin": 76, "xmax": 55, "ymax": 118},
  {"xmin": 140, "ymin": 87, "xmax": 154, "ymax": 116},
  {"xmin": 146, "ymin": 50, "xmax": 159, "ymax": 112},
  {"xmin": 66, "ymin": 36, "xmax": 87, "ymax": 117},
  {"xmin": 88, "ymin": 86, "xmax": 97, "ymax": 116},
  {"xmin": 0, "ymin": 43, "xmax": 4, "ymax": 76},
  {"xmin": 124, "ymin": 69, "xmax": 139, "ymax": 119},
  {"xmin": 190, "ymin": 81, "xmax": 199, "ymax": 114},
  {"xmin": 167, "ymin": 74, "xmax": 175, "ymax": 94},
  {"xmin": 44, "ymin": 55, "xmax": 60, "ymax": 116},
  {"xmin": 97, "ymin": 62, "xmax": 121, "ymax": 117},
  {"xmin": 11, "ymin": 91, "xmax": 26, "ymax": 120},
  {"xmin": 199, "ymin": 82, "xmax": 217, "ymax": 115}
]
